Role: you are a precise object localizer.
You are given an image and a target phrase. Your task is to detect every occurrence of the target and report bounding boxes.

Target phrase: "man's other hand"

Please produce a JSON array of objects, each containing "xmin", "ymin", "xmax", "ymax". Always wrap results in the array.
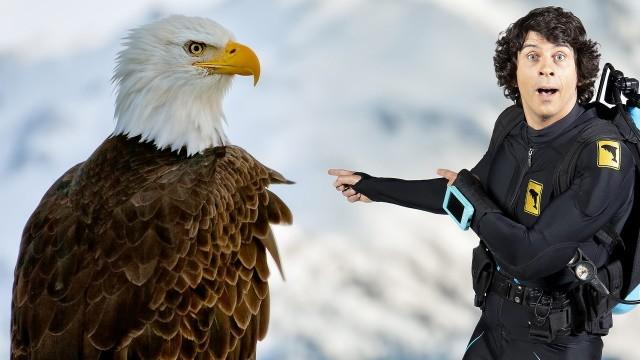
[{"xmin": 437, "ymin": 168, "xmax": 458, "ymax": 185}]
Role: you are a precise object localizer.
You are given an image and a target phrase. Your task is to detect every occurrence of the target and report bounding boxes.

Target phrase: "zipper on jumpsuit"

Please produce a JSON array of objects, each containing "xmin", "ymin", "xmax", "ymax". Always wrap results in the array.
[{"xmin": 508, "ymin": 147, "xmax": 535, "ymax": 214}]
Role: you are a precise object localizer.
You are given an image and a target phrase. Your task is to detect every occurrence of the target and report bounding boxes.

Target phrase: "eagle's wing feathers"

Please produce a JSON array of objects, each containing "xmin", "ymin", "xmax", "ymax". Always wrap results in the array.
[
  {"xmin": 123, "ymin": 145, "xmax": 287, "ymax": 359},
  {"xmin": 12, "ymin": 141, "xmax": 291, "ymax": 360}
]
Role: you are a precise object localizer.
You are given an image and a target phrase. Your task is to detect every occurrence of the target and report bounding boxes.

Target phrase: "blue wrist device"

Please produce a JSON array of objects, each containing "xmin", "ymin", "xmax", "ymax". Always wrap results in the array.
[{"xmin": 443, "ymin": 185, "xmax": 475, "ymax": 231}]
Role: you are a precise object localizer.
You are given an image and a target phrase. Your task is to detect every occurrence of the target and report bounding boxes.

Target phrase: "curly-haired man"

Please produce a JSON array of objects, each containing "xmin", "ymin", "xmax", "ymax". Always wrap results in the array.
[{"xmin": 329, "ymin": 6, "xmax": 634, "ymax": 359}]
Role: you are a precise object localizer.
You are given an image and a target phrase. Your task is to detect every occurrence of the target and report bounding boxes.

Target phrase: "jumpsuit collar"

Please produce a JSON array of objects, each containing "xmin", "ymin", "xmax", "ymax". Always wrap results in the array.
[{"xmin": 525, "ymin": 102, "xmax": 585, "ymax": 145}]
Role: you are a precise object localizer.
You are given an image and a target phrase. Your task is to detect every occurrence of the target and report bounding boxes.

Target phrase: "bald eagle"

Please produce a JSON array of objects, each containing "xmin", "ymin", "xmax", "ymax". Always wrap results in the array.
[{"xmin": 11, "ymin": 15, "xmax": 292, "ymax": 360}]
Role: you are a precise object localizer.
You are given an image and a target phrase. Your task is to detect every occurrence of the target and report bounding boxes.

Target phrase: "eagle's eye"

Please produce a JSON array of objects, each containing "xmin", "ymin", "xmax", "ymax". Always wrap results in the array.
[{"xmin": 185, "ymin": 41, "xmax": 205, "ymax": 56}]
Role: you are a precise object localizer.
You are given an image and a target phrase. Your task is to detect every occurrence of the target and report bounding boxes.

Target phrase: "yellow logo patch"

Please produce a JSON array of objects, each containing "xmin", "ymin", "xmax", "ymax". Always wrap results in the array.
[
  {"xmin": 597, "ymin": 140, "xmax": 620, "ymax": 170},
  {"xmin": 524, "ymin": 179, "xmax": 543, "ymax": 216}
]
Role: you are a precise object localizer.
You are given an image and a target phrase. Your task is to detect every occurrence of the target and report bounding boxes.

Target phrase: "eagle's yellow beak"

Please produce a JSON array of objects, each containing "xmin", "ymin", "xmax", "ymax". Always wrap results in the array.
[{"xmin": 194, "ymin": 41, "xmax": 261, "ymax": 86}]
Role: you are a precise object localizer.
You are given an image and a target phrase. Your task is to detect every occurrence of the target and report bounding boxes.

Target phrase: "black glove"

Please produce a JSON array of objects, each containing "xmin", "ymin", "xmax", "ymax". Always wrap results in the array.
[
  {"xmin": 352, "ymin": 171, "xmax": 372, "ymax": 180},
  {"xmin": 351, "ymin": 171, "xmax": 373, "ymax": 193},
  {"xmin": 452, "ymin": 169, "xmax": 503, "ymax": 232}
]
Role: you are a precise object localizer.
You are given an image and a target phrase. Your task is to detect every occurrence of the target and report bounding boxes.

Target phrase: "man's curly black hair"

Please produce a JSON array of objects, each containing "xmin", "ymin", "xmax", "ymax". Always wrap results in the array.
[{"xmin": 494, "ymin": 7, "xmax": 600, "ymax": 104}]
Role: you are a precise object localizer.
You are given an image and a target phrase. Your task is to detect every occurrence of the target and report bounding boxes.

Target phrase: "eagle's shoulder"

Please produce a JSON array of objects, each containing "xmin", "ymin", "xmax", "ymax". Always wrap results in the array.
[
  {"xmin": 206, "ymin": 145, "xmax": 294, "ymax": 186},
  {"xmin": 17, "ymin": 161, "xmax": 84, "ymax": 281},
  {"xmin": 21, "ymin": 161, "xmax": 83, "ymax": 239}
]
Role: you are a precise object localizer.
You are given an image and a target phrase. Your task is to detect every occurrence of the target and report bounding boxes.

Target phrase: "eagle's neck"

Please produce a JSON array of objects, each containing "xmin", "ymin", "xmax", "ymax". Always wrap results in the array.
[{"xmin": 112, "ymin": 74, "xmax": 232, "ymax": 156}]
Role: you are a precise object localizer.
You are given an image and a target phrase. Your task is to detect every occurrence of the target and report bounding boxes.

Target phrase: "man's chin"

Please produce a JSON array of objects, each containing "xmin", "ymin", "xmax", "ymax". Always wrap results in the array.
[{"xmin": 531, "ymin": 102, "xmax": 563, "ymax": 118}]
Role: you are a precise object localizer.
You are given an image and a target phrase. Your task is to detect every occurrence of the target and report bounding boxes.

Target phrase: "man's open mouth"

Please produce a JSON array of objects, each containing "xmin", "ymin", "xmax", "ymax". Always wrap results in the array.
[{"xmin": 537, "ymin": 87, "xmax": 559, "ymax": 95}]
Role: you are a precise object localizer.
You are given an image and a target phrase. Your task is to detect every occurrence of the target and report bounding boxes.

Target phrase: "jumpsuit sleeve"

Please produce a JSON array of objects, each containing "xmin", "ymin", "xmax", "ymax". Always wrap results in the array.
[
  {"xmin": 351, "ymin": 150, "xmax": 493, "ymax": 215},
  {"xmin": 477, "ymin": 140, "xmax": 635, "ymax": 280}
]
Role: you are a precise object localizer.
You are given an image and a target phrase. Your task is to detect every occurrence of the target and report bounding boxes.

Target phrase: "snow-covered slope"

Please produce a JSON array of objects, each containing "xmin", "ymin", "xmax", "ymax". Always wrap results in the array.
[{"xmin": 1, "ymin": 0, "xmax": 639, "ymax": 359}]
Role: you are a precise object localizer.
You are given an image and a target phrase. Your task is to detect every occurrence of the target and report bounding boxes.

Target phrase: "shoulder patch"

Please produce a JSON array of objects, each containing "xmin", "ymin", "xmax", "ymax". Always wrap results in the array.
[
  {"xmin": 524, "ymin": 179, "xmax": 543, "ymax": 216},
  {"xmin": 597, "ymin": 140, "xmax": 620, "ymax": 170}
]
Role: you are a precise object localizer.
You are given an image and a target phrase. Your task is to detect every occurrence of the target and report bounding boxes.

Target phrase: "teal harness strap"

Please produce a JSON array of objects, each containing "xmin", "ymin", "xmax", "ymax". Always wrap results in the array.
[{"xmin": 465, "ymin": 331, "xmax": 484, "ymax": 352}]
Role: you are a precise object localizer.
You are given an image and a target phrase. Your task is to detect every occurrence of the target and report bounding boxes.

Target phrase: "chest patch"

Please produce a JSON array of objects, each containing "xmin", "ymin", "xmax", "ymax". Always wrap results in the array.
[
  {"xmin": 524, "ymin": 179, "xmax": 543, "ymax": 216},
  {"xmin": 597, "ymin": 140, "xmax": 620, "ymax": 170}
]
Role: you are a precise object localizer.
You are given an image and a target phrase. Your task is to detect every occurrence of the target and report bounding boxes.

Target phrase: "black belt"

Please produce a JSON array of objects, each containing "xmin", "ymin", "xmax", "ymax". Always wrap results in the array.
[
  {"xmin": 489, "ymin": 270, "xmax": 548, "ymax": 306},
  {"xmin": 489, "ymin": 270, "xmax": 574, "ymax": 341},
  {"xmin": 489, "ymin": 270, "xmax": 574, "ymax": 309}
]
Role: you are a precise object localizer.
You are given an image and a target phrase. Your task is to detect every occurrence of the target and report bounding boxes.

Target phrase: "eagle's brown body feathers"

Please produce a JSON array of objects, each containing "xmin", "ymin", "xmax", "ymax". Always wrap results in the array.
[{"xmin": 11, "ymin": 135, "xmax": 292, "ymax": 359}]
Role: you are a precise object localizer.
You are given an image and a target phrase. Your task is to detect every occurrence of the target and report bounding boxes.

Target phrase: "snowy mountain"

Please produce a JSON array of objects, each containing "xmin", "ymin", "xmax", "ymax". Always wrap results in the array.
[{"xmin": 1, "ymin": 0, "xmax": 639, "ymax": 359}]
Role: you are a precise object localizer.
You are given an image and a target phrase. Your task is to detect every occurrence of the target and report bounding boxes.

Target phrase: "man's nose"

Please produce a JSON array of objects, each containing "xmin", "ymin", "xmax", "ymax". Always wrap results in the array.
[
  {"xmin": 538, "ymin": 57, "xmax": 555, "ymax": 77},
  {"xmin": 539, "ymin": 68, "xmax": 555, "ymax": 76}
]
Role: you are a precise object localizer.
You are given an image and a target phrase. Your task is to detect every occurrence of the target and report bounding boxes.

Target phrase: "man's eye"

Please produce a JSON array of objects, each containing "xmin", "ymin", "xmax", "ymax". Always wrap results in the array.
[
  {"xmin": 554, "ymin": 53, "xmax": 566, "ymax": 61},
  {"xmin": 526, "ymin": 53, "xmax": 538, "ymax": 61}
]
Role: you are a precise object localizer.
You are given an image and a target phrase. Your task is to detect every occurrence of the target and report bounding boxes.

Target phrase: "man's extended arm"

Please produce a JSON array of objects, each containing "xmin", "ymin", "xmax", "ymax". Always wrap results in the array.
[
  {"xmin": 351, "ymin": 150, "xmax": 493, "ymax": 214},
  {"xmin": 351, "ymin": 176, "xmax": 448, "ymax": 214}
]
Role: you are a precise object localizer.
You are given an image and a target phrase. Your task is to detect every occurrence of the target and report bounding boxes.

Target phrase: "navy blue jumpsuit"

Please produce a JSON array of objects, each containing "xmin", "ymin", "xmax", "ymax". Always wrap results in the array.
[{"xmin": 352, "ymin": 103, "xmax": 635, "ymax": 359}]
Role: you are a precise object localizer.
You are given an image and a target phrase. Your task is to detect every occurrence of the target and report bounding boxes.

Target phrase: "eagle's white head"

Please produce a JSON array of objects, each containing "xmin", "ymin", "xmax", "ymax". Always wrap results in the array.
[{"xmin": 112, "ymin": 15, "xmax": 260, "ymax": 155}]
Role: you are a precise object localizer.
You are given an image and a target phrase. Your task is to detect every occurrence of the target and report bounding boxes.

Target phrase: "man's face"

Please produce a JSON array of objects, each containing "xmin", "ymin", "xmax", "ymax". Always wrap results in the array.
[{"xmin": 516, "ymin": 31, "xmax": 578, "ymax": 127}]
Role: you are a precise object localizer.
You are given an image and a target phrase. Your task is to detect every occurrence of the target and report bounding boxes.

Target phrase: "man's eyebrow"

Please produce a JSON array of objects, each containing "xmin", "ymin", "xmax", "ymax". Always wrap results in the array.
[
  {"xmin": 553, "ymin": 44, "xmax": 572, "ymax": 51},
  {"xmin": 521, "ymin": 43, "xmax": 572, "ymax": 51},
  {"xmin": 521, "ymin": 43, "xmax": 539, "ymax": 50}
]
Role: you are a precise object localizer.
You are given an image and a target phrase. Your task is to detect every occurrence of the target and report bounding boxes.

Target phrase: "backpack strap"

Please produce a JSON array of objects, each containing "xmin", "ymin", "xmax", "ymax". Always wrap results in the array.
[
  {"xmin": 487, "ymin": 104, "xmax": 524, "ymax": 156},
  {"xmin": 470, "ymin": 105, "xmax": 523, "ymax": 302}
]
